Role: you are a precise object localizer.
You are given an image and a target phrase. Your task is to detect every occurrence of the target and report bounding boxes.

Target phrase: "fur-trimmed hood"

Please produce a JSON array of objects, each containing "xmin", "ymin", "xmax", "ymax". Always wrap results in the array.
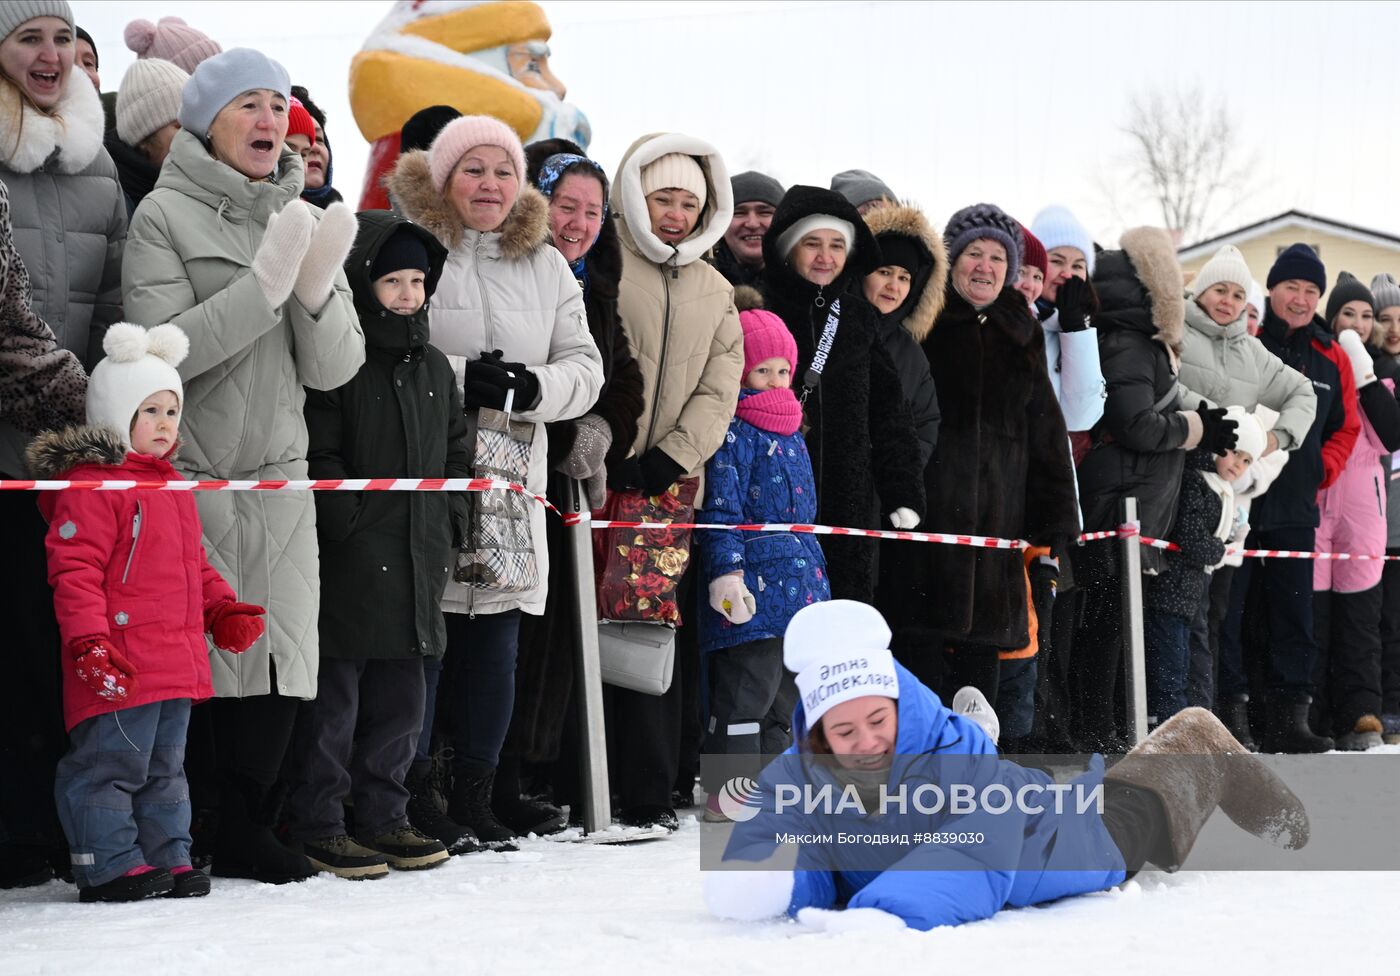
[
  {"xmin": 1092, "ymin": 226, "xmax": 1185, "ymax": 352},
  {"xmin": 862, "ymin": 201, "xmax": 949, "ymax": 343},
  {"xmin": 385, "ymin": 149, "xmax": 551, "ymax": 257},
  {"xmin": 610, "ymin": 132, "xmax": 732, "ymax": 268},
  {"xmin": 0, "ymin": 66, "xmax": 104, "ymax": 175},
  {"xmin": 25, "ymin": 424, "xmax": 128, "ymax": 479}
]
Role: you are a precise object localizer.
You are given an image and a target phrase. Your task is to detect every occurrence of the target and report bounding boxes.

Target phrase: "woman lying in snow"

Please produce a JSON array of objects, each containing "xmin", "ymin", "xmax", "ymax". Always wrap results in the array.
[{"xmin": 703, "ymin": 600, "xmax": 1310, "ymax": 932}]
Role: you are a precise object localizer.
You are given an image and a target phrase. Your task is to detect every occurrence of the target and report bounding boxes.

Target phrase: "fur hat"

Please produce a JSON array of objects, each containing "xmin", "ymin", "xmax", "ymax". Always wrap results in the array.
[
  {"xmin": 1225, "ymin": 406, "xmax": 1267, "ymax": 461},
  {"xmin": 784, "ymin": 601, "xmax": 900, "ymax": 729},
  {"xmin": 640, "ymin": 153, "xmax": 708, "ymax": 207},
  {"xmin": 944, "ymin": 203, "xmax": 1022, "ymax": 290},
  {"xmin": 179, "ymin": 48, "xmax": 290, "ymax": 140},
  {"xmin": 428, "ymin": 114, "xmax": 525, "ymax": 193},
  {"xmin": 0, "ymin": 1, "xmax": 72, "ymax": 42},
  {"xmin": 1191, "ymin": 244, "xmax": 1253, "ymax": 299},
  {"xmin": 740, "ymin": 308, "xmax": 798, "ymax": 376},
  {"xmin": 115, "ymin": 57, "xmax": 187, "ymax": 146},
  {"xmin": 124, "ymin": 16, "xmax": 221, "ymax": 74},
  {"xmin": 1325, "ymin": 270, "xmax": 1374, "ymax": 324},
  {"xmin": 86, "ymin": 323, "xmax": 189, "ymax": 448},
  {"xmin": 1370, "ymin": 273, "xmax": 1400, "ymax": 314},
  {"xmin": 1266, "ymin": 243, "xmax": 1326, "ymax": 295},
  {"xmin": 1030, "ymin": 205, "xmax": 1096, "ymax": 275}
]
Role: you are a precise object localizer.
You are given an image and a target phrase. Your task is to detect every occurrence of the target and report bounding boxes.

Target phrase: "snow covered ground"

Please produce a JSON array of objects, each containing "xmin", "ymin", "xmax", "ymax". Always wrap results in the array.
[{"xmin": 3, "ymin": 805, "xmax": 1397, "ymax": 976}]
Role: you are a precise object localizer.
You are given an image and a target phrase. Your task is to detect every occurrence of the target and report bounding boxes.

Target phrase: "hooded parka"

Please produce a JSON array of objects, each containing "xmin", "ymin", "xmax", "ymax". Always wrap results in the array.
[
  {"xmin": 1, "ymin": 66, "xmax": 126, "ymax": 368},
  {"xmin": 610, "ymin": 132, "xmax": 744, "ymax": 503},
  {"xmin": 761, "ymin": 186, "xmax": 926, "ymax": 603},
  {"xmin": 122, "ymin": 130, "xmax": 365, "ymax": 699},
  {"xmin": 304, "ymin": 210, "xmax": 470, "ymax": 660},
  {"xmin": 386, "ymin": 148, "xmax": 604, "ymax": 616}
]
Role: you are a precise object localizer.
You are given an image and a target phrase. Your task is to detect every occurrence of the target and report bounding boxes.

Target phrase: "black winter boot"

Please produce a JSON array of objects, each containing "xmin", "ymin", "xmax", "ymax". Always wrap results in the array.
[
  {"xmin": 448, "ymin": 762, "xmax": 519, "ymax": 851},
  {"xmin": 405, "ymin": 760, "xmax": 480, "ymax": 854},
  {"xmin": 1260, "ymin": 696, "xmax": 1334, "ymax": 754},
  {"xmin": 491, "ymin": 760, "xmax": 566, "ymax": 836},
  {"xmin": 79, "ymin": 867, "xmax": 175, "ymax": 902},
  {"xmin": 210, "ymin": 773, "xmax": 315, "ymax": 884},
  {"xmin": 1218, "ymin": 694, "xmax": 1258, "ymax": 752}
]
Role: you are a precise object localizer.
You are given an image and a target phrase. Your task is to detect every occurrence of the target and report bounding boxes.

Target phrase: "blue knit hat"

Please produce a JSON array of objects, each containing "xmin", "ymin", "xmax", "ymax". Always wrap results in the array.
[
  {"xmin": 944, "ymin": 203, "xmax": 1022, "ymax": 291},
  {"xmin": 1266, "ymin": 243, "xmax": 1326, "ymax": 295},
  {"xmin": 179, "ymin": 47, "xmax": 291, "ymax": 140},
  {"xmin": 1030, "ymin": 205, "xmax": 1096, "ymax": 275}
]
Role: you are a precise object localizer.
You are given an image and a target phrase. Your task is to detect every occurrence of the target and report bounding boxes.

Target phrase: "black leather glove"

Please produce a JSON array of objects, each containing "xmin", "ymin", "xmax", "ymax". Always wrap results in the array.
[
  {"xmin": 607, "ymin": 455, "xmax": 643, "ymax": 492},
  {"xmin": 460, "ymin": 351, "xmax": 541, "ymax": 411},
  {"xmin": 1054, "ymin": 275, "xmax": 1095, "ymax": 333},
  {"xmin": 639, "ymin": 448, "xmax": 685, "ymax": 497},
  {"xmin": 487, "ymin": 350, "xmax": 542, "ymax": 410},
  {"xmin": 1197, "ymin": 402, "xmax": 1239, "ymax": 456}
]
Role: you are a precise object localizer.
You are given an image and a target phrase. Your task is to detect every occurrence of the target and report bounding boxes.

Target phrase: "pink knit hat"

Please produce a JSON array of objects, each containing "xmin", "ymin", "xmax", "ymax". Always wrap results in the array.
[
  {"xmin": 428, "ymin": 115, "xmax": 526, "ymax": 193},
  {"xmin": 740, "ymin": 309, "xmax": 798, "ymax": 376},
  {"xmin": 124, "ymin": 16, "xmax": 222, "ymax": 75}
]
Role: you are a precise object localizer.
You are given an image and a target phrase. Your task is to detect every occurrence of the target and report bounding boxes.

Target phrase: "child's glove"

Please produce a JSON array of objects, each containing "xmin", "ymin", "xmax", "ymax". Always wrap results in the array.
[
  {"xmin": 69, "ymin": 637, "xmax": 137, "ymax": 702},
  {"xmin": 1337, "ymin": 329, "xmax": 1377, "ymax": 389},
  {"xmin": 888, "ymin": 507, "xmax": 920, "ymax": 530},
  {"xmin": 252, "ymin": 200, "xmax": 314, "ymax": 308},
  {"xmin": 293, "ymin": 201, "xmax": 357, "ymax": 314},
  {"xmin": 709, "ymin": 572, "xmax": 756, "ymax": 625},
  {"xmin": 205, "ymin": 600, "xmax": 267, "ymax": 653}
]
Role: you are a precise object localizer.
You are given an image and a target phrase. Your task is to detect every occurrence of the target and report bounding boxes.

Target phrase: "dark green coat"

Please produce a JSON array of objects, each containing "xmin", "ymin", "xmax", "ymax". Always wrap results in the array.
[{"xmin": 305, "ymin": 211, "xmax": 468, "ymax": 660}]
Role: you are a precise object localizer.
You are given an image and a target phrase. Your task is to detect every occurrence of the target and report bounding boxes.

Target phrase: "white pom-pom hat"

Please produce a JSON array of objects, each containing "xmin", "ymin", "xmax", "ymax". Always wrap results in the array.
[
  {"xmin": 784, "ymin": 600, "xmax": 900, "ymax": 729},
  {"xmin": 87, "ymin": 322, "xmax": 190, "ymax": 448}
]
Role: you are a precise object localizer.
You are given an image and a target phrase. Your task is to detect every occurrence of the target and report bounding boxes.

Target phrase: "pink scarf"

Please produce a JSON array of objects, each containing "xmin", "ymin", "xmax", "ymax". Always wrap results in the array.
[{"xmin": 735, "ymin": 388, "xmax": 803, "ymax": 436}]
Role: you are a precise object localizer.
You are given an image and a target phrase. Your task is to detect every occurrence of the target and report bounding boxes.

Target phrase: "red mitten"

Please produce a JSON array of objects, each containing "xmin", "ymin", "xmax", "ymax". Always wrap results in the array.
[
  {"xmin": 69, "ymin": 637, "xmax": 138, "ymax": 703},
  {"xmin": 205, "ymin": 600, "xmax": 267, "ymax": 653}
]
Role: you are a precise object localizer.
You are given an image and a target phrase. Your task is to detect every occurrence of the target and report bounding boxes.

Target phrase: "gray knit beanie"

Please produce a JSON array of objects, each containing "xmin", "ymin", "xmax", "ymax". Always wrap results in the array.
[
  {"xmin": 0, "ymin": 0, "xmax": 72, "ymax": 43},
  {"xmin": 943, "ymin": 203, "xmax": 1023, "ymax": 291},
  {"xmin": 831, "ymin": 169, "xmax": 894, "ymax": 210},
  {"xmin": 1370, "ymin": 273, "xmax": 1400, "ymax": 314},
  {"xmin": 731, "ymin": 171, "xmax": 785, "ymax": 208},
  {"xmin": 178, "ymin": 48, "xmax": 290, "ymax": 140},
  {"xmin": 117, "ymin": 58, "xmax": 188, "ymax": 145}
]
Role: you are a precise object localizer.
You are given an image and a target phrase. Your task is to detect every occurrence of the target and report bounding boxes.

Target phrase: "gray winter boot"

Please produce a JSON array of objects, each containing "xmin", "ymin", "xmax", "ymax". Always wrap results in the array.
[{"xmin": 1104, "ymin": 706, "xmax": 1310, "ymax": 869}]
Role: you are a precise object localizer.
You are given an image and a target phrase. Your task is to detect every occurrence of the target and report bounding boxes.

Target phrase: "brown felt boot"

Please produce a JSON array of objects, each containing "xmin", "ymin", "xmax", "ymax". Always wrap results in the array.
[{"xmin": 1104, "ymin": 706, "xmax": 1310, "ymax": 869}]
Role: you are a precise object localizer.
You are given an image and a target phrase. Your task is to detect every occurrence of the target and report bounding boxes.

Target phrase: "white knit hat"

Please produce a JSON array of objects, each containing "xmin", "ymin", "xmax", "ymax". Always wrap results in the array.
[
  {"xmin": 0, "ymin": 1, "xmax": 72, "ymax": 43},
  {"xmin": 116, "ymin": 58, "xmax": 189, "ymax": 145},
  {"xmin": 1246, "ymin": 279, "xmax": 1266, "ymax": 317},
  {"xmin": 87, "ymin": 323, "xmax": 189, "ymax": 448},
  {"xmin": 1224, "ymin": 405, "xmax": 1267, "ymax": 461},
  {"xmin": 776, "ymin": 215, "xmax": 855, "ymax": 263},
  {"xmin": 784, "ymin": 600, "xmax": 900, "ymax": 729},
  {"xmin": 1030, "ymin": 205, "xmax": 1096, "ymax": 275},
  {"xmin": 1191, "ymin": 244, "xmax": 1253, "ymax": 299},
  {"xmin": 640, "ymin": 152, "xmax": 708, "ymax": 207}
]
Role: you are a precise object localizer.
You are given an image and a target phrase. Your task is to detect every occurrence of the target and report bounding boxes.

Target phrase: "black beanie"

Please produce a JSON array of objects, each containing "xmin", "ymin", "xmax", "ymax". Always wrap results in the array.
[
  {"xmin": 401, "ymin": 105, "xmax": 462, "ymax": 154},
  {"xmin": 372, "ymin": 228, "xmax": 432, "ymax": 281},
  {"xmin": 1267, "ymin": 243, "xmax": 1327, "ymax": 295},
  {"xmin": 874, "ymin": 233, "xmax": 924, "ymax": 276},
  {"xmin": 1324, "ymin": 270, "xmax": 1375, "ymax": 325},
  {"xmin": 75, "ymin": 25, "xmax": 97, "ymax": 66}
]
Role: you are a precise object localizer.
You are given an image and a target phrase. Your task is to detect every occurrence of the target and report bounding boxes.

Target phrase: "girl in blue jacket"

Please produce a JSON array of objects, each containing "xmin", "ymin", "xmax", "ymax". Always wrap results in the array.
[
  {"xmin": 698, "ymin": 306, "xmax": 830, "ymax": 819},
  {"xmin": 704, "ymin": 600, "xmax": 1310, "ymax": 931}
]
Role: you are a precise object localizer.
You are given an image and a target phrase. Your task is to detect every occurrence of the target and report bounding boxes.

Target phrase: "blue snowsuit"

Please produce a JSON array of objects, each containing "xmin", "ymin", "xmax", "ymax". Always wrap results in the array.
[
  {"xmin": 698, "ymin": 396, "xmax": 830, "ymax": 653},
  {"xmin": 716, "ymin": 662, "xmax": 1128, "ymax": 930}
]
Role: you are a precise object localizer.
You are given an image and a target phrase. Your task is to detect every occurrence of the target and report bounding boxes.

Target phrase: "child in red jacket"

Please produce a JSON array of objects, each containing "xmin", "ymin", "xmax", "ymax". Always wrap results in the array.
[{"xmin": 25, "ymin": 323, "xmax": 266, "ymax": 903}]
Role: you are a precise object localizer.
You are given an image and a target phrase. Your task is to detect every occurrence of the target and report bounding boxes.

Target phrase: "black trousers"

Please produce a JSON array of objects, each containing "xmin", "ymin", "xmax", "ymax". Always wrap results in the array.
[
  {"xmin": 892, "ymin": 631, "xmax": 1001, "ymax": 709},
  {"xmin": 1033, "ymin": 575, "xmax": 1077, "ymax": 751},
  {"xmin": 0, "ymin": 493, "xmax": 67, "ymax": 861},
  {"xmin": 701, "ymin": 637, "xmax": 796, "ymax": 791},
  {"xmin": 1186, "ymin": 567, "xmax": 1235, "ymax": 710},
  {"xmin": 419, "ymin": 610, "xmax": 522, "ymax": 769},
  {"xmin": 1240, "ymin": 528, "xmax": 1318, "ymax": 700},
  {"xmin": 1071, "ymin": 574, "xmax": 1126, "ymax": 749},
  {"xmin": 1379, "ymin": 554, "xmax": 1400, "ymax": 716},
  {"xmin": 209, "ymin": 684, "xmax": 301, "ymax": 786},
  {"xmin": 289, "ymin": 657, "xmax": 425, "ymax": 840},
  {"xmin": 1311, "ymin": 586, "xmax": 1384, "ymax": 736}
]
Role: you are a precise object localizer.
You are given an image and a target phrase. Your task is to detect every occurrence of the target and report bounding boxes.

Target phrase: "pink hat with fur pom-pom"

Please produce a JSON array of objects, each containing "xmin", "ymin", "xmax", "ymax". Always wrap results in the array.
[{"xmin": 124, "ymin": 16, "xmax": 221, "ymax": 74}]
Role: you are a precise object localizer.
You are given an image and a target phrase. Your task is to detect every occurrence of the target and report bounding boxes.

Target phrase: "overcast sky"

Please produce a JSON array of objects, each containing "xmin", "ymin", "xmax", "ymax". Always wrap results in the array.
[{"xmin": 72, "ymin": 0, "xmax": 1400, "ymax": 249}]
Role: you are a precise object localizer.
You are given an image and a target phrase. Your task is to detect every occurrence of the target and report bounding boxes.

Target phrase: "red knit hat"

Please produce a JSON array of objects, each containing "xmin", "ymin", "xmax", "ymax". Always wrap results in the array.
[
  {"xmin": 740, "ymin": 308, "xmax": 799, "ymax": 376},
  {"xmin": 1020, "ymin": 223, "xmax": 1047, "ymax": 277},
  {"xmin": 287, "ymin": 97, "xmax": 316, "ymax": 145}
]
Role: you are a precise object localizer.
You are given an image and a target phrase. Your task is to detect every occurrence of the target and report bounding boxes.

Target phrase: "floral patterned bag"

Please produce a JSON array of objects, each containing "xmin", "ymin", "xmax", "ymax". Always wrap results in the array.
[{"xmin": 593, "ymin": 478, "xmax": 700, "ymax": 624}]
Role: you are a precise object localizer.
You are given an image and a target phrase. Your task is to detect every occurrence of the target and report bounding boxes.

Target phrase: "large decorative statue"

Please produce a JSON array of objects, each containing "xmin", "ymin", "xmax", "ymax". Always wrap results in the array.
[{"xmin": 349, "ymin": 0, "xmax": 590, "ymax": 209}]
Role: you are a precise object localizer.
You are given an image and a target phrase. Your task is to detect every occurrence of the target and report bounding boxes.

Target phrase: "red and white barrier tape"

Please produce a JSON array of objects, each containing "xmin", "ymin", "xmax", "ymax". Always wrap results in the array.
[{"xmin": 2, "ymin": 478, "xmax": 1395, "ymax": 561}]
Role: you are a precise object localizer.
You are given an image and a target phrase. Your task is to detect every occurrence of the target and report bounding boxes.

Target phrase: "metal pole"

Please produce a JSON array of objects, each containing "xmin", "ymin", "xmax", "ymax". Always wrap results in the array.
[
  {"xmin": 566, "ymin": 477, "xmax": 611, "ymax": 832},
  {"xmin": 1120, "ymin": 496, "xmax": 1149, "ymax": 746}
]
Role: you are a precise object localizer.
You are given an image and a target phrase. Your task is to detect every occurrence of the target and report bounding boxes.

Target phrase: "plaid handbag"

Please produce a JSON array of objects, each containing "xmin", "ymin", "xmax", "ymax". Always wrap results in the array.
[{"xmin": 454, "ymin": 392, "xmax": 539, "ymax": 592}]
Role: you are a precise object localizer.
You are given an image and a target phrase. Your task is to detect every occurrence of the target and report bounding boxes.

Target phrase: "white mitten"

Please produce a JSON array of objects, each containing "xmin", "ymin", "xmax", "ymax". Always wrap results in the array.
[
  {"xmin": 252, "ymin": 200, "xmax": 314, "ymax": 308},
  {"xmin": 703, "ymin": 869, "xmax": 794, "ymax": 921},
  {"xmin": 293, "ymin": 201, "xmax": 358, "ymax": 314},
  {"xmin": 796, "ymin": 906, "xmax": 908, "ymax": 933},
  {"xmin": 888, "ymin": 507, "xmax": 919, "ymax": 530},
  {"xmin": 1337, "ymin": 329, "xmax": 1376, "ymax": 388},
  {"xmin": 709, "ymin": 573, "xmax": 756, "ymax": 625}
]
